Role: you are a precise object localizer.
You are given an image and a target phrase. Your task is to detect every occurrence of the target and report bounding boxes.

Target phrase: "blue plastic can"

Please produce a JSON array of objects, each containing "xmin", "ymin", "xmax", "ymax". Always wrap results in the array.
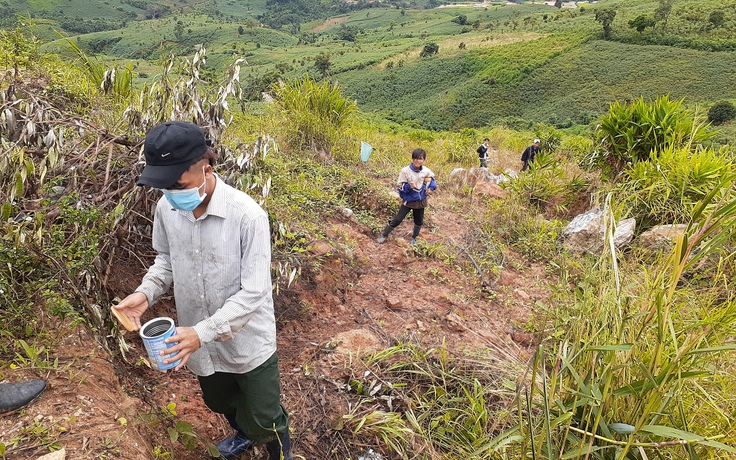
[{"xmin": 140, "ymin": 317, "xmax": 181, "ymax": 371}]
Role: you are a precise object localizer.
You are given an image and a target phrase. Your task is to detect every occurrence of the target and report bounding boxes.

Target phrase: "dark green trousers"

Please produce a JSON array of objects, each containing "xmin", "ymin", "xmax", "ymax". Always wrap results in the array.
[{"xmin": 197, "ymin": 352, "xmax": 289, "ymax": 443}]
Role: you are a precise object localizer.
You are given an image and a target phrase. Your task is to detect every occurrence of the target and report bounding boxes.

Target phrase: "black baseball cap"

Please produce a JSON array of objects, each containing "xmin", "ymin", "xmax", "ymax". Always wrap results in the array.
[{"xmin": 137, "ymin": 121, "xmax": 209, "ymax": 188}]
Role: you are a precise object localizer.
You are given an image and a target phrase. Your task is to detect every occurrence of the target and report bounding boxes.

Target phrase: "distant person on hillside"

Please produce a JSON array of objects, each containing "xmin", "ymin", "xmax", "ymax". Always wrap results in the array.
[
  {"xmin": 520, "ymin": 138, "xmax": 541, "ymax": 171},
  {"xmin": 112, "ymin": 121, "xmax": 292, "ymax": 460},
  {"xmin": 476, "ymin": 138, "xmax": 490, "ymax": 168},
  {"xmin": 376, "ymin": 148, "xmax": 437, "ymax": 245}
]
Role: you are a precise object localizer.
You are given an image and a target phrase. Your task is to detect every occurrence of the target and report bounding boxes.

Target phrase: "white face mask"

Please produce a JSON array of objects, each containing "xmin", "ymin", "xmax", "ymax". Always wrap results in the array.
[{"xmin": 162, "ymin": 167, "xmax": 207, "ymax": 211}]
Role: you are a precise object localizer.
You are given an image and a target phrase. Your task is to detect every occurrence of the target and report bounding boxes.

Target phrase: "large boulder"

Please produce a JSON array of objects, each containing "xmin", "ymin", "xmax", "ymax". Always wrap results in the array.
[
  {"xmin": 474, "ymin": 182, "xmax": 508, "ymax": 199},
  {"xmin": 560, "ymin": 209, "xmax": 636, "ymax": 254}
]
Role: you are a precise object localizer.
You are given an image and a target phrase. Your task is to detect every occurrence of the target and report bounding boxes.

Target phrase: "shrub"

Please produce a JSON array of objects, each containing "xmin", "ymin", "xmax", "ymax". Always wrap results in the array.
[
  {"xmin": 707, "ymin": 100, "xmax": 736, "ymax": 125},
  {"xmin": 616, "ymin": 145, "xmax": 735, "ymax": 227},
  {"xmin": 586, "ymin": 95, "xmax": 715, "ymax": 178},
  {"xmin": 419, "ymin": 43, "xmax": 439, "ymax": 58},
  {"xmin": 505, "ymin": 151, "xmax": 589, "ymax": 217},
  {"xmin": 271, "ymin": 74, "xmax": 358, "ymax": 156}
]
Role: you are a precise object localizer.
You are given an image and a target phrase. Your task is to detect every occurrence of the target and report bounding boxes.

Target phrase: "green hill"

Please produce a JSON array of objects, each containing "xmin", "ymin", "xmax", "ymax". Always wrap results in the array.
[{"xmin": 8, "ymin": 0, "xmax": 736, "ymax": 134}]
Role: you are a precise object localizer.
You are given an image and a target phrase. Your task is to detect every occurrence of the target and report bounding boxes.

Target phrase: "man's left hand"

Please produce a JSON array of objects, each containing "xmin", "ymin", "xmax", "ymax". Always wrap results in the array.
[{"xmin": 162, "ymin": 327, "xmax": 201, "ymax": 371}]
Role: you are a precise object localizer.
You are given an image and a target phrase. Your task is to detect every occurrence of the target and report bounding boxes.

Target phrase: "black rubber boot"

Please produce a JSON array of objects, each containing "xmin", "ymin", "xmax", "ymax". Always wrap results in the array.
[
  {"xmin": 411, "ymin": 225, "xmax": 421, "ymax": 245},
  {"xmin": 214, "ymin": 414, "xmax": 254, "ymax": 459},
  {"xmin": 266, "ymin": 430, "xmax": 292, "ymax": 460},
  {"xmin": 376, "ymin": 224, "xmax": 394, "ymax": 243},
  {"xmin": 0, "ymin": 380, "xmax": 46, "ymax": 414}
]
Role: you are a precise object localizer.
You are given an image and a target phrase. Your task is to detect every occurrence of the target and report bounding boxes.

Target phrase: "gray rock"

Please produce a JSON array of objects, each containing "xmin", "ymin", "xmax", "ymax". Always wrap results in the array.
[{"xmin": 560, "ymin": 209, "xmax": 636, "ymax": 254}]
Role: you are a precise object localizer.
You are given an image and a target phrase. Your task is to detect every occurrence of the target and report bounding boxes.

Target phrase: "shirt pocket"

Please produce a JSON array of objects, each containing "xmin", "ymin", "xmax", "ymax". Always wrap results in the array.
[{"xmin": 211, "ymin": 253, "xmax": 242, "ymax": 296}]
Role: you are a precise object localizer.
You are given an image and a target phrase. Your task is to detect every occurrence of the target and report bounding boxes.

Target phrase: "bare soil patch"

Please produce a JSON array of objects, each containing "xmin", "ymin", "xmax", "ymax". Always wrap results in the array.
[{"xmin": 309, "ymin": 16, "xmax": 349, "ymax": 33}]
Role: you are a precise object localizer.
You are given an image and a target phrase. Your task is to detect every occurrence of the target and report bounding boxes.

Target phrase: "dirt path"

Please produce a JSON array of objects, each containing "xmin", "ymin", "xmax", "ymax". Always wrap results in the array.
[{"xmin": 1, "ymin": 182, "xmax": 546, "ymax": 459}]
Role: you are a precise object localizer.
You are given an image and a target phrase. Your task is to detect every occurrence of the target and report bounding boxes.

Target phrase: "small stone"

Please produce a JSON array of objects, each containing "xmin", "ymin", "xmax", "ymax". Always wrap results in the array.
[{"xmin": 386, "ymin": 297, "xmax": 404, "ymax": 311}]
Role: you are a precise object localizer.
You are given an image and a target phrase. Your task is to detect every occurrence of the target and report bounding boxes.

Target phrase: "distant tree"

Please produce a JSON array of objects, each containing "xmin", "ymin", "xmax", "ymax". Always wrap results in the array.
[
  {"xmin": 628, "ymin": 15, "xmax": 654, "ymax": 33},
  {"xmin": 275, "ymin": 62, "xmax": 293, "ymax": 74},
  {"xmin": 238, "ymin": 25, "xmax": 245, "ymax": 35},
  {"xmin": 174, "ymin": 20, "xmax": 184, "ymax": 41},
  {"xmin": 452, "ymin": 14, "xmax": 468, "ymax": 25},
  {"xmin": 654, "ymin": 0, "xmax": 673, "ymax": 32},
  {"xmin": 336, "ymin": 25, "xmax": 357, "ymax": 42},
  {"xmin": 314, "ymin": 52, "xmax": 331, "ymax": 77},
  {"xmin": 707, "ymin": 101, "xmax": 736, "ymax": 125},
  {"xmin": 420, "ymin": 43, "xmax": 439, "ymax": 58},
  {"xmin": 594, "ymin": 8, "xmax": 616, "ymax": 39},
  {"xmin": 709, "ymin": 10, "xmax": 725, "ymax": 29},
  {"xmin": 554, "ymin": 0, "xmax": 563, "ymax": 8}
]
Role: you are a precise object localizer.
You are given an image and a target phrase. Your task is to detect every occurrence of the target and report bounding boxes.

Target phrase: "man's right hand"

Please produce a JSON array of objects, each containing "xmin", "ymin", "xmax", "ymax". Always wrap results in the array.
[{"xmin": 112, "ymin": 292, "xmax": 149, "ymax": 332}]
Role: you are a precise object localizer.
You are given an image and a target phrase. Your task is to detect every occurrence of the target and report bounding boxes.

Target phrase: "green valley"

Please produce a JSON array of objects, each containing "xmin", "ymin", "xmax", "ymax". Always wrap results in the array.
[{"xmin": 2, "ymin": 0, "xmax": 735, "ymax": 134}]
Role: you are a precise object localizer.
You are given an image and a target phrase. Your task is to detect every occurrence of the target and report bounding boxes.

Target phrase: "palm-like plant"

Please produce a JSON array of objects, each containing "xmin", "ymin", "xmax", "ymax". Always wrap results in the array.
[{"xmin": 586, "ymin": 96, "xmax": 715, "ymax": 179}]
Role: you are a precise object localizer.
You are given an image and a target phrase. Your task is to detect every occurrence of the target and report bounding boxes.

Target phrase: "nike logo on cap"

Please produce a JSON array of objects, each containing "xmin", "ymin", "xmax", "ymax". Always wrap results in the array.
[{"xmin": 161, "ymin": 152, "xmax": 171, "ymax": 157}]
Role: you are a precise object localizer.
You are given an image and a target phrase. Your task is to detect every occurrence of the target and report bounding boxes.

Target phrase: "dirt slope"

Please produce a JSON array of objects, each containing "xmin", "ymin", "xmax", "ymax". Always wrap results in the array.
[{"xmin": 1, "ymin": 183, "xmax": 549, "ymax": 459}]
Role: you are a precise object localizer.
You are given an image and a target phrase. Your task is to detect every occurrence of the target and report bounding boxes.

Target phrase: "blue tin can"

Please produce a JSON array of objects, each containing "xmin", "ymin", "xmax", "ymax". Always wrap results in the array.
[{"xmin": 140, "ymin": 317, "xmax": 181, "ymax": 371}]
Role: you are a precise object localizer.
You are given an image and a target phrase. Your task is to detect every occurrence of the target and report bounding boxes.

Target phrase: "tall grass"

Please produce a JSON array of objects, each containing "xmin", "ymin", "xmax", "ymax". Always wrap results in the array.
[
  {"xmin": 510, "ymin": 185, "xmax": 736, "ymax": 459},
  {"xmin": 340, "ymin": 340, "xmax": 524, "ymax": 459},
  {"xmin": 271, "ymin": 74, "xmax": 358, "ymax": 156}
]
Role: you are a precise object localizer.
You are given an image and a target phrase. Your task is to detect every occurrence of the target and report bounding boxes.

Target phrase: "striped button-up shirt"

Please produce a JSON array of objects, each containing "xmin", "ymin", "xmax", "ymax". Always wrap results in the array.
[{"xmin": 136, "ymin": 175, "xmax": 276, "ymax": 376}]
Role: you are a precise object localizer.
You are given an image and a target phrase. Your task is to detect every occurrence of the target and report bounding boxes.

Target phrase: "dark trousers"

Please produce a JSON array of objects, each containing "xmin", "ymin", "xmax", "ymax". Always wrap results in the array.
[
  {"xmin": 389, "ymin": 204, "xmax": 425, "ymax": 229},
  {"xmin": 197, "ymin": 352, "xmax": 289, "ymax": 443}
]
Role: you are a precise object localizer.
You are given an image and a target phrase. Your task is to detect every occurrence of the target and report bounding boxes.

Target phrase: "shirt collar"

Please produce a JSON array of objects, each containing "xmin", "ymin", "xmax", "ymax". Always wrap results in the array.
[
  {"xmin": 410, "ymin": 164, "xmax": 422, "ymax": 172},
  {"xmin": 204, "ymin": 174, "xmax": 228, "ymax": 219}
]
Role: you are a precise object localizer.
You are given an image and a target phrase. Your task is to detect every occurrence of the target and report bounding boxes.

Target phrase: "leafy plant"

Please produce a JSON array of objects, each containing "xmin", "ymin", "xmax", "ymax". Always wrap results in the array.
[
  {"xmin": 60, "ymin": 36, "xmax": 132, "ymax": 99},
  {"xmin": 510, "ymin": 186, "xmax": 736, "ymax": 459},
  {"xmin": 587, "ymin": 95, "xmax": 716, "ymax": 178},
  {"xmin": 271, "ymin": 73, "xmax": 358, "ymax": 156},
  {"xmin": 616, "ymin": 145, "xmax": 735, "ymax": 227},
  {"xmin": 138, "ymin": 403, "xmax": 220, "ymax": 457}
]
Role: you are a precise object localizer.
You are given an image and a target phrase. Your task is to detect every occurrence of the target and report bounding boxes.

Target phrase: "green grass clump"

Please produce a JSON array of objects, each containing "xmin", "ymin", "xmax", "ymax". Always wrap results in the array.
[
  {"xmin": 513, "ymin": 186, "xmax": 736, "ymax": 460},
  {"xmin": 271, "ymin": 73, "xmax": 358, "ymax": 154},
  {"xmin": 617, "ymin": 145, "xmax": 735, "ymax": 228}
]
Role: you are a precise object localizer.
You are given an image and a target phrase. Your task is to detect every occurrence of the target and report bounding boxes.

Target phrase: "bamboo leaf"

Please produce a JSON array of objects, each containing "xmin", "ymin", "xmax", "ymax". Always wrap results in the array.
[
  {"xmin": 585, "ymin": 344, "xmax": 633, "ymax": 352},
  {"xmin": 561, "ymin": 444, "xmax": 613, "ymax": 460}
]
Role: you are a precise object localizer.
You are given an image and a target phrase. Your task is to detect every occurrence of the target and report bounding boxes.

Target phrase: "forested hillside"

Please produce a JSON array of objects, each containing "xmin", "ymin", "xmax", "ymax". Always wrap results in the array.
[{"xmin": 3, "ymin": 0, "xmax": 736, "ymax": 135}]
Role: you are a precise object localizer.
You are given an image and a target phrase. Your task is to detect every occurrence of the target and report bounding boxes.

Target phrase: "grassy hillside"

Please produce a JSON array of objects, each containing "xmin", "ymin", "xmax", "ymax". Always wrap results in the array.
[{"xmin": 11, "ymin": 0, "xmax": 736, "ymax": 132}]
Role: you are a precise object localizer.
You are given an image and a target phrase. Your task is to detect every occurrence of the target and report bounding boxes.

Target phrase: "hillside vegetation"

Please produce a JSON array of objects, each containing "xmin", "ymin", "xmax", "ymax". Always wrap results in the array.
[
  {"xmin": 2, "ymin": 16, "xmax": 736, "ymax": 460},
  {"xmin": 0, "ymin": 0, "xmax": 731, "ymax": 137}
]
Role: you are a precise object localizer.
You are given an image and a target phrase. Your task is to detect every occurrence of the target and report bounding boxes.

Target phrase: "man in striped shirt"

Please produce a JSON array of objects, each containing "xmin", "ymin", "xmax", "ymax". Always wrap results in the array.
[{"xmin": 113, "ymin": 121, "xmax": 292, "ymax": 460}]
